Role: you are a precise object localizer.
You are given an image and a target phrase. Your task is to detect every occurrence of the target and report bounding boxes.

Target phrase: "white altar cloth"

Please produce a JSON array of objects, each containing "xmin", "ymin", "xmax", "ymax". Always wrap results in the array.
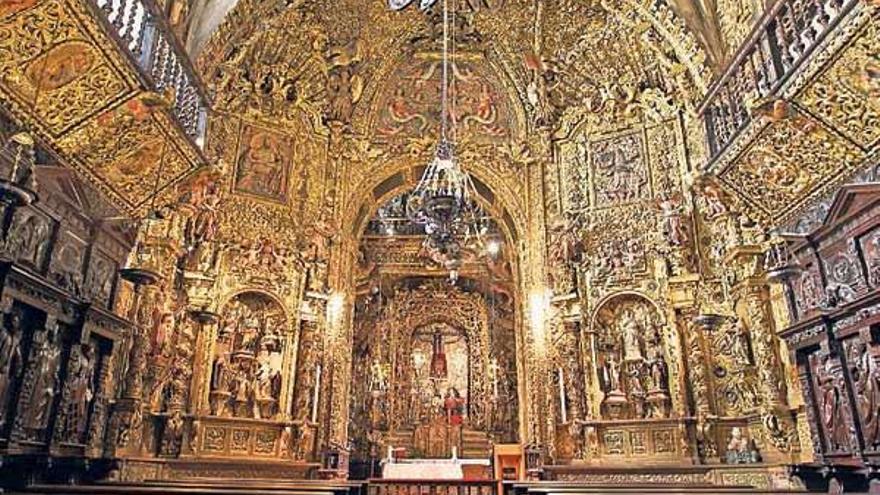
[{"xmin": 381, "ymin": 458, "xmax": 490, "ymax": 480}]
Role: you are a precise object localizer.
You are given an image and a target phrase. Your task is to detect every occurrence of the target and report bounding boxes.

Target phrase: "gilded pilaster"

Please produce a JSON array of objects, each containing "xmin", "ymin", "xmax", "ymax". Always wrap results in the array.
[{"xmin": 726, "ymin": 245, "xmax": 798, "ymax": 462}]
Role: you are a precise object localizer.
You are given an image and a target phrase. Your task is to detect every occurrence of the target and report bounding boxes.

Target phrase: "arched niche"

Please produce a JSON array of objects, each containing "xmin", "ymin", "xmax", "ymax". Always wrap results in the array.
[
  {"xmin": 590, "ymin": 293, "xmax": 674, "ymax": 420},
  {"xmin": 207, "ymin": 291, "xmax": 290, "ymax": 420}
]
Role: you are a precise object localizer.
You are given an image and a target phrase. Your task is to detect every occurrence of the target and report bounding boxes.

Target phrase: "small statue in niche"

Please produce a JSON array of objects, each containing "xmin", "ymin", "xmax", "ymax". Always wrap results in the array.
[
  {"xmin": 648, "ymin": 348, "xmax": 669, "ymax": 392},
  {"xmin": 819, "ymin": 355, "xmax": 850, "ymax": 451},
  {"xmin": 370, "ymin": 358, "xmax": 389, "ymax": 392},
  {"xmin": 325, "ymin": 40, "xmax": 364, "ymax": 124},
  {"xmin": 627, "ymin": 364, "xmax": 646, "ymax": 418},
  {"xmin": 658, "ymin": 195, "xmax": 687, "ymax": 247},
  {"xmin": 600, "ymin": 354, "xmax": 621, "ymax": 393},
  {"xmin": 24, "ymin": 324, "xmax": 61, "ymax": 432},
  {"xmin": 0, "ymin": 310, "xmax": 23, "ymax": 427},
  {"xmin": 238, "ymin": 310, "xmax": 261, "ymax": 352},
  {"xmin": 209, "ymin": 353, "xmax": 231, "ymax": 416},
  {"xmin": 724, "ymin": 427, "xmax": 761, "ymax": 464},
  {"xmin": 255, "ymin": 357, "xmax": 281, "ymax": 419},
  {"xmin": 232, "ymin": 369, "xmax": 251, "ymax": 417},
  {"xmin": 67, "ymin": 344, "xmax": 96, "ymax": 441},
  {"xmin": 850, "ymin": 342, "xmax": 880, "ymax": 447},
  {"xmin": 728, "ymin": 319, "xmax": 755, "ymax": 367},
  {"xmin": 619, "ymin": 309, "xmax": 644, "ymax": 362},
  {"xmin": 184, "ymin": 178, "xmax": 221, "ymax": 250}
]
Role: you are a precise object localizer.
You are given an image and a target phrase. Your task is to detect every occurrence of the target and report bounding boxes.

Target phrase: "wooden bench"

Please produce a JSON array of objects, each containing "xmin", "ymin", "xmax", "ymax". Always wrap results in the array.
[
  {"xmin": 134, "ymin": 479, "xmax": 363, "ymax": 495},
  {"xmin": 505, "ymin": 481, "xmax": 804, "ymax": 495},
  {"xmin": 18, "ymin": 483, "xmax": 336, "ymax": 495}
]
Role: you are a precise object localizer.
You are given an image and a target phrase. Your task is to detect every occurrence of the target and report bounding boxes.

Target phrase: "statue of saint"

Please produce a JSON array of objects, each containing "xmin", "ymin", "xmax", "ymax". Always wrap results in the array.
[
  {"xmin": 444, "ymin": 387, "xmax": 465, "ymax": 426},
  {"xmin": 69, "ymin": 345, "xmax": 96, "ymax": 439},
  {"xmin": 25, "ymin": 326, "xmax": 61, "ymax": 431},
  {"xmin": 211, "ymin": 354, "xmax": 229, "ymax": 393},
  {"xmin": 619, "ymin": 309, "xmax": 644, "ymax": 362},
  {"xmin": 820, "ymin": 356, "xmax": 849, "ymax": 450},
  {"xmin": 601, "ymin": 355, "xmax": 621, "ymax": 392},
  {"xmin": 0, "ymin": 311, "xmax": 23, "ymax": 426},
  {"xmin": 852, "ymin": 343, "xmax": 880, "ymax": 447},
  {"xmin": 649, "ymin": 348, "xmax": 669, "ymax": 392}
]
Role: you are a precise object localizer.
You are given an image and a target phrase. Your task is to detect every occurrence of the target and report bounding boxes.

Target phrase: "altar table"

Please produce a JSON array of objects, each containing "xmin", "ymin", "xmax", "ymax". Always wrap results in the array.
[{"xmin": 381, "ymin": 458, "xmax": 491, "ymax": 480}]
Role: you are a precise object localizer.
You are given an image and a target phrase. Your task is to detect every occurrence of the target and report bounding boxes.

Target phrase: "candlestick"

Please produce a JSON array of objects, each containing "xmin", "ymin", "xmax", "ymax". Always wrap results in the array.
[
  {"xmin": 491, "ymin": 358, "xmax": 499, "ymax": 399},
  {"xmin": 311, "ymin": 364, "xmax": 322, "ymax": 423},
  {"xmin": 558, "ymin": 367, "xmax": 567, "ymax": 424}
]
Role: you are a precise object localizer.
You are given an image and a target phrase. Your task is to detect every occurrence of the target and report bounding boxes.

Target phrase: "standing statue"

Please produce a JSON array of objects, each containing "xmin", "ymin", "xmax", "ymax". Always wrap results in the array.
[
  {"xmin": 601, "ymin": 355, "xmax": 621, "ymax": 392},
  {"xmin": 820, "ymin": 356, "xmax": 850, "ymax": 451},
  {"xmin": 619, "ymin": 309, "xmax": 644, "ymax": 362},
  {"xmin": 25, "ymin": 325, "xmax": 61, "ymax": 431},
  {"xmin": 851, "ymin": 343, "xmax": 880, "ymax": 447},
  {"xmin": 0, "ymin": 311, "xmax": 22, "ymax": 427},
  {"xmin": 649, "ymin": 348, "xmax": 669, "ymax": 392},
  {"xmin": 658, "ymin": 195, "xmax": 687, "ymax": 247},
  {"xmin": 69, "ymin": 345, "xmax": 96, "ymax": 440},
  {"xmin": 444, "ymin": 387, "xmax": 465, "ymax": 426},
  {"xmin": 729, "ymin": 320, "xmax": 755, "ymax": 367},
  {"xmin": 325, "ymin": 41, "xmax": 364, "ymax": 124}
]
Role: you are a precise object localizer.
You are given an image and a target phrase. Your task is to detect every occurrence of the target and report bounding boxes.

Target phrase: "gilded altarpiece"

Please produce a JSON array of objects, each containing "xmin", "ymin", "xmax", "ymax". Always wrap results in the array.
[
  {"xmin": 348, "ymin": 281, "xmax": 519, "ymax": 464},
  {"xmin": 549, "ymin": 115, "xmax": 802, "ymax": 470}
]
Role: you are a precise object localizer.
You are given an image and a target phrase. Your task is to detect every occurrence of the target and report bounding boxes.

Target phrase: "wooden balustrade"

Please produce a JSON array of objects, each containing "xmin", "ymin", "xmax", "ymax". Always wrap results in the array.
[
  {"xmin": 699, "ymin": 0, "xmax": 857, "ymax": 164},
  {"xmin": 368, "ymin": 480, "xmax": 496, "ymax": 495},
  {"xmin": 93, "ymin": 0, "xmax": 209, "ymax": 144}
]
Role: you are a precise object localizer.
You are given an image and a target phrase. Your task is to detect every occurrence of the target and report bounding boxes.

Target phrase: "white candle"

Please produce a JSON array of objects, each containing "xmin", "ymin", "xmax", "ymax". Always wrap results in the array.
[
  {"xmin": 311, "ymin": 364, "xmax": 322, "ymax": 423},
  {"xmin": 558, "ymin": 367, "xmax": 567, "ymax": 424},
  {"xmin": 491, "ymin": 359, "xmax": 499, "ymax": 399}
]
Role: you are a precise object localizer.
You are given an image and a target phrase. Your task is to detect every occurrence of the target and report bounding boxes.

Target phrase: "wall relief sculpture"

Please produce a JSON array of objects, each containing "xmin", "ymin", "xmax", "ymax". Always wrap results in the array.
[{"xmin": 234, "ymin": 123, "xmax": 292, "ymax": 202}]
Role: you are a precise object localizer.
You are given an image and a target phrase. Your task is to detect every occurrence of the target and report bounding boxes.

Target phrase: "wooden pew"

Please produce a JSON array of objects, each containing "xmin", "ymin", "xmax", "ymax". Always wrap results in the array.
[
  {"xmin": 504, "ymin": 481, "xmax": 804, "ymax": 495},
  {"xmin": 17, "ymin": 483, "xmax": 336, "ymax": 495},
  {"xmin": 130, "ymin": 479, "xmax": 363, "ymax": 495}
]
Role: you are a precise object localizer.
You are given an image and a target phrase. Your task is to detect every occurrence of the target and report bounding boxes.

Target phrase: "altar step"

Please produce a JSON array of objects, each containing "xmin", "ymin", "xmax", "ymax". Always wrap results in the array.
[
  {"xmin": 461, "ymin": 429, "xmax": 491, "ymax": 458},
  {"xmin": 385, "ymin": 428, "xmax": 490, "ymax": 459}
]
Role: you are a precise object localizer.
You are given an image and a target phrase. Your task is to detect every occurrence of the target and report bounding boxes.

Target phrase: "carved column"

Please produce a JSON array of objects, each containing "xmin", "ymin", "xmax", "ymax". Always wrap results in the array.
[
  {"xmin": 106, "ymin": 214, "xmax": 170, "ymax": 459},
  {"xmin": 727, "ymin": 245, "xmax": 798, "ymax": 462},
  {"xmin": 524, "ymin": 127, "xmax": 553, "ymax": 467},
  {"xmin": 687, "ymin": 311, "xmax": 719, "ymax": 462},
  {"xmin": 107, "ymin": 277, "xmax": 157, "ymax": 458},
  {"xmin": 319, "ymin": 122, "xmax": 355, "ymax": 478}
]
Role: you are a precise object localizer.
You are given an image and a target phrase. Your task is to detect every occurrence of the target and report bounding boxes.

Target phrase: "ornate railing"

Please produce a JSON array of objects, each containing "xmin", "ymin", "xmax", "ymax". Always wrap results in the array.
[
  {"xmin": 699, "ymin": 0, "xmax": 858, "ymax": 163},
  {"xmin": 93, "ymin": 0, "xmax": 209, "ymax": 144}
]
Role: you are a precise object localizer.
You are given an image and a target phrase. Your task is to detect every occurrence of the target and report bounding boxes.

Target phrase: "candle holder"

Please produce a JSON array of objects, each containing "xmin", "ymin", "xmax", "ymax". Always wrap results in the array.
[{"xmin": 119, "ymin": 267, "xmax": 161, "ymax": 287}]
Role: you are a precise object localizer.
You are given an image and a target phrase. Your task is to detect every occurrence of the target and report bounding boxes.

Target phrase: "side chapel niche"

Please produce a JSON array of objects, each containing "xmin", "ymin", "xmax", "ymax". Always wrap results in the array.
[
  {"xmin": 209, "ymin": 292, "xmax": 287, "ymax": 420},
  {"xmin": 594, "ymin": 294, "xmax": 672, "ymax": 421}
]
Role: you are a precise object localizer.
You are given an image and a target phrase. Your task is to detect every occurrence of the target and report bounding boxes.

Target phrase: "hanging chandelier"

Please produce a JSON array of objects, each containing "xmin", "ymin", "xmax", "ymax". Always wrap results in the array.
[{"xmin": 403, "ymin": 0, "xmax": 484, "ymax": 282}]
